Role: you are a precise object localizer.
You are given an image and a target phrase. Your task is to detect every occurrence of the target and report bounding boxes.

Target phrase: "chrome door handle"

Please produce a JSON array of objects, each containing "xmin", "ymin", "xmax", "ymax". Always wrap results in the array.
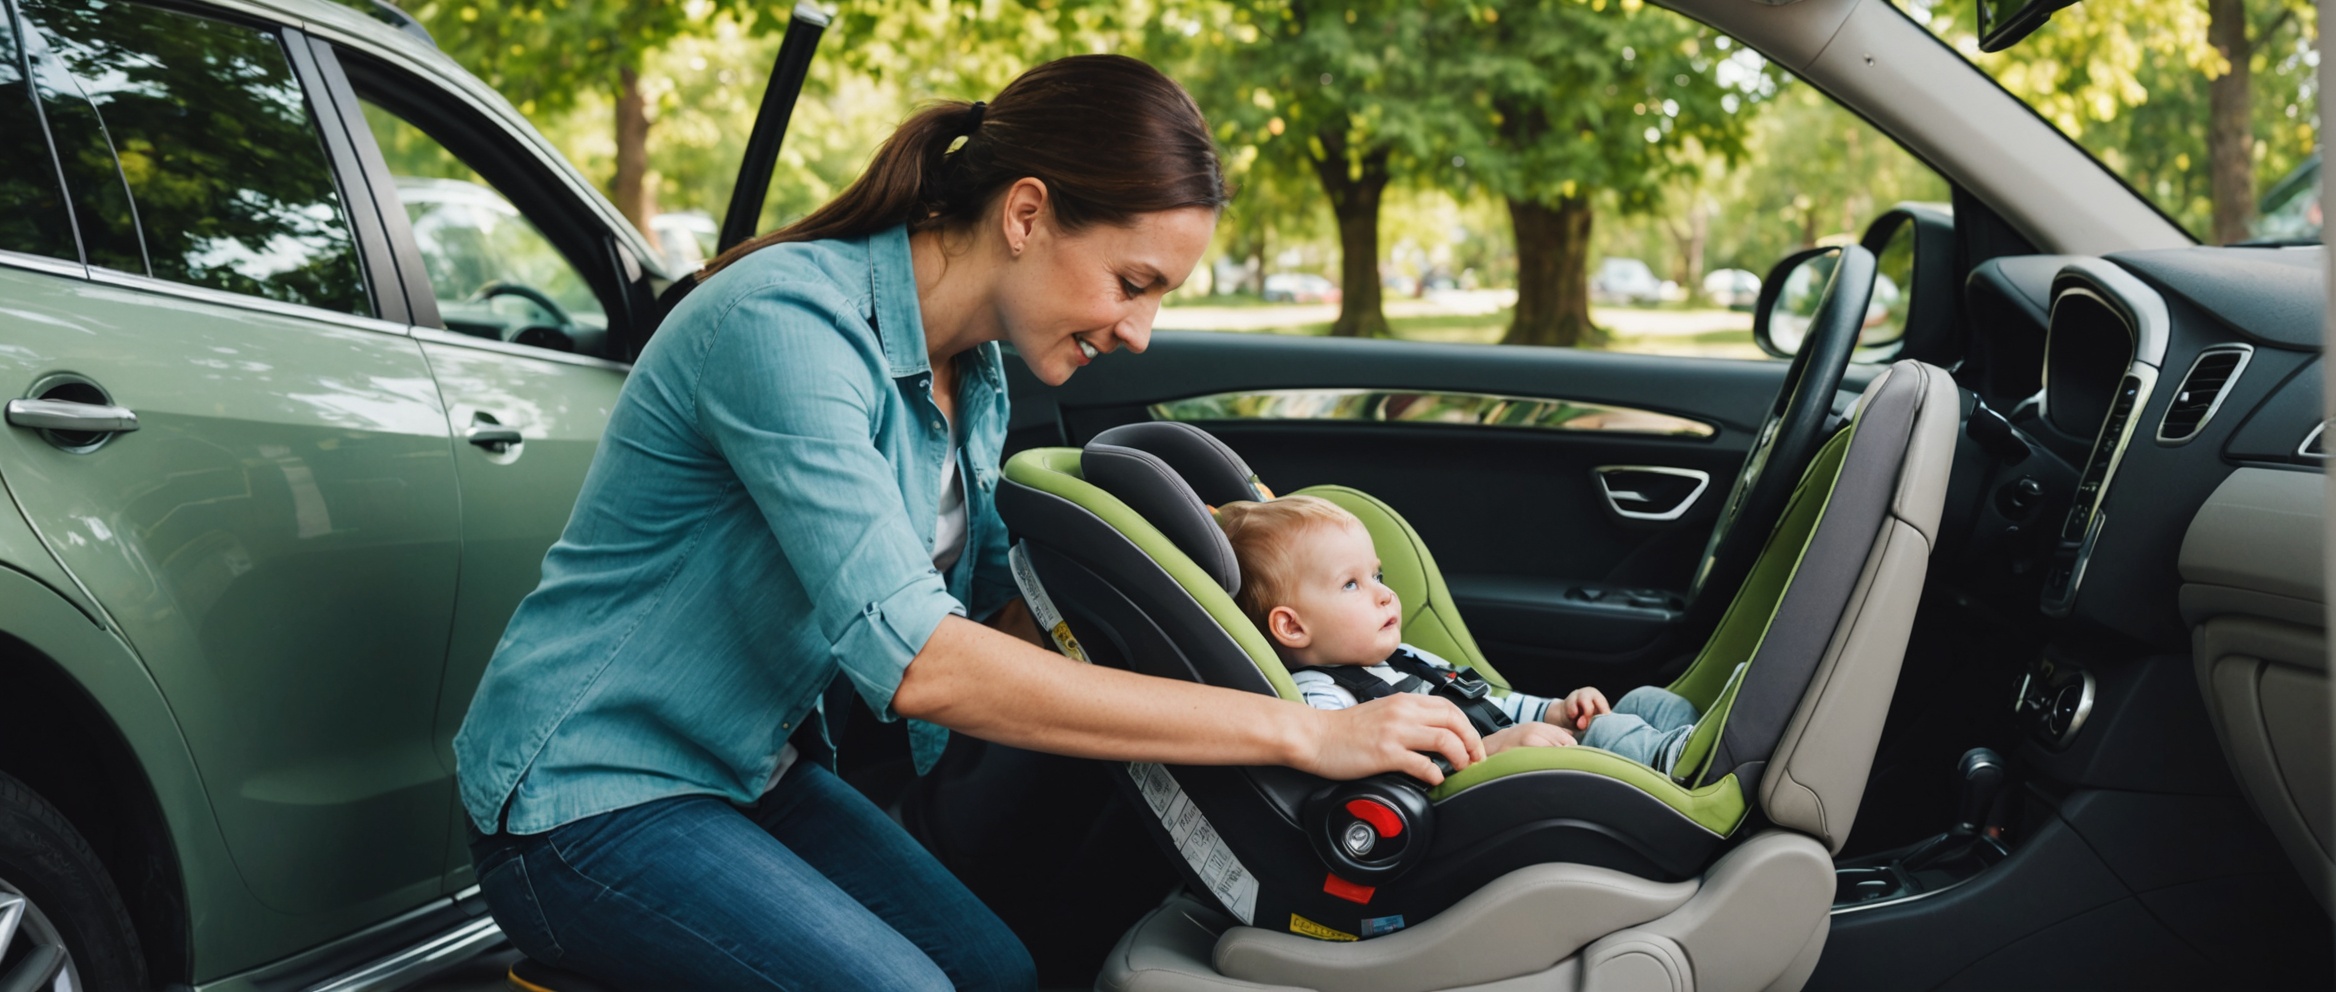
[
  {"xmin": 5, "ymin": 398, "xmax": 140, "ymax": 434},
  {"xmin": 1593, "ymin": 465, "xmax": 1710, "ymax": 521},
  {"xmin": 465, "ymin": 426, "xmax": 523, "ymax": 448}
]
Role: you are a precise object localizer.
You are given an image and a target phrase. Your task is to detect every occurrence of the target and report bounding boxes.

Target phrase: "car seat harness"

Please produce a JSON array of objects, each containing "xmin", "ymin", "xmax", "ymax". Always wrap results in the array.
[{"xmin": 1294, "ymin": 651, "xmax": 1517, "ymax": 738}]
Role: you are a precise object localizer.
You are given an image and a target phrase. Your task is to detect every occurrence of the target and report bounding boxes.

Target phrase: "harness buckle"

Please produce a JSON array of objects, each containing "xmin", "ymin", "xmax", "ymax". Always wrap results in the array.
[{"xmin": 1435, "ymin": 667, "xmax": 1493, "ymax": 701}]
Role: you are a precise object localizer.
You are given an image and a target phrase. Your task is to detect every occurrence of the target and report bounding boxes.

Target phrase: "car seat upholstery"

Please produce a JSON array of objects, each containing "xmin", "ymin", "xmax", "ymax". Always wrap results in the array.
[{"xmin": 995, "ymin": 360, "xmax": 1958, "ymax": 991}]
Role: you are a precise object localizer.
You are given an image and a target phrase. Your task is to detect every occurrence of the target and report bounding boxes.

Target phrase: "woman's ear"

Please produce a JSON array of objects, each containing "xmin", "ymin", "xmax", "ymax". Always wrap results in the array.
[
  {"xmin": 1267, "ymin": 605, "xmax": 1309, "ymax": 650},
  {"xmin": 998, "ymin": 177, "xmax": 1050, "ymax": 257}
]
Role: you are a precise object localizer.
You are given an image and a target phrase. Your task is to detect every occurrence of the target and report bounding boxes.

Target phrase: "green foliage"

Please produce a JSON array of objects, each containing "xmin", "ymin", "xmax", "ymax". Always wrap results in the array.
[
  {"xmin": 1907, "ymin": 0, "xmax": 2318, "ymax": 241},
  {"xmin": 1434, "ymin": 0, "xmax": 1769, "ymax": 214}
]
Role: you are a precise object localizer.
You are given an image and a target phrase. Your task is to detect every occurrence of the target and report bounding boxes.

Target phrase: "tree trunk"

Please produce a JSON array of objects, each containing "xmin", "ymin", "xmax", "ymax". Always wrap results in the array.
[
  {"xmin": 2207, "ymin": 0, "xmax": 2253, "ymax": 244},
  {"xmin": 614, "ymin": 64, "xmax": 658, "ymax": 248},
  {"xmin": 1667, "ymin": 199, "xmax": 1708, "ymax": 300},
  {"xmin": 1502, "ymin": 196, "xmax": 1598, "ymax": 347},
  {"xmin": 1311, "ymin": 131, "xmax": 1391, "ymax": 338}
]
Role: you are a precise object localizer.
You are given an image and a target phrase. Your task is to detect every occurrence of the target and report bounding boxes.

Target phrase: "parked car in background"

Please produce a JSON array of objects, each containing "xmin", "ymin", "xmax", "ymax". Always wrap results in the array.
[
  {"xmin": 1702, "ymin": 267, "xmax": 1762, "ymax": 309},
  {"xmin": 1591, "ymin": 256, "xmax": 1664, "ymax": 305},
  {"xmin": 650, "ymin": 209, "xmax": 720, "ymax": 274},
  {"xmin": 2250, "ymin": 151, "xmax": 2320, "ymax": 245},
  {"xmin": 1262, "ymin": 271, "xmax": 1341, "ymax": 304}
]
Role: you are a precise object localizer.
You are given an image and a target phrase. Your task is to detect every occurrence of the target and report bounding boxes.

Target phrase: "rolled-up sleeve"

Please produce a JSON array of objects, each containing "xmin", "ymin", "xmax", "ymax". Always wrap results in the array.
[{"xmin": 693, "ymin": 283, "xmax": 960, "ymax": 720}]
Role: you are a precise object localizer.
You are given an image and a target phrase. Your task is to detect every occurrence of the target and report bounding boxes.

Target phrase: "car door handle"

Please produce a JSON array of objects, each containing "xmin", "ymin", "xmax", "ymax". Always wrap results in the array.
[
  {"xmin": 1593, "ymin": 465, "xmax": 1710, "ymax": 521},
  {"xmin": 465, "ymin": 426, "xmax": 524, "ymax": 448},
  {"xmin": 5, "ymin": 398, "xmax": 140, "ymax": 434}
]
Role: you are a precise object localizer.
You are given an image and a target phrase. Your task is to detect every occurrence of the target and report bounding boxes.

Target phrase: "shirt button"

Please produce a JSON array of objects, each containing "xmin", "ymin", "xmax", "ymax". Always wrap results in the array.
[
  {"xmin": 780, "ymin": 723, "xmax": 791, "ymax": 730},
  {"xmin": 931, "ymin": 420, "xmax": 944, "ymax": 431}
]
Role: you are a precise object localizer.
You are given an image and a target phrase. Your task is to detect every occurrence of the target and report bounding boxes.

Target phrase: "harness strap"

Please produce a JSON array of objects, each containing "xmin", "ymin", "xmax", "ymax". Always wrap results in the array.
[{"xmin": 1297, "ymin": 652, "xmax": 1514, "ymax": 737}]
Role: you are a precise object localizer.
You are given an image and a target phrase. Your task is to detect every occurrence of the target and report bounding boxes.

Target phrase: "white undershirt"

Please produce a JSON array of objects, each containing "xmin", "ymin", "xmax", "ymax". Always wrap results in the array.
[{"xmin": 933, "ymin": 427, "xmax": 967, "ymax": 574}]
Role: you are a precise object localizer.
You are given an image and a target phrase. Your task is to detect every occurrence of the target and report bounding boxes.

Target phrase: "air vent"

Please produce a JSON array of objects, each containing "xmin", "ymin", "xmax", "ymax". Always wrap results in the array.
[{"xmin": 2156, "ymin": 346, "xmax": 2252, "ymax": 444}]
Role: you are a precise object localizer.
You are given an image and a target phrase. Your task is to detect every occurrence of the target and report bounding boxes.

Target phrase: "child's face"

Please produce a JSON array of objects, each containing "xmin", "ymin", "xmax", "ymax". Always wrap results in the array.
[{"xmin": 1267, "ymin": 520, "xmax": 1403, "ymax": 667}]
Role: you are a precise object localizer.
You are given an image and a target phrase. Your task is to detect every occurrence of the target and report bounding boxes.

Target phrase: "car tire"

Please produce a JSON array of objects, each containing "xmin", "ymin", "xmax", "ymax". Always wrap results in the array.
[{"xmin": 0, "ymin": 771, "xmax": 147, "ymax": 992}]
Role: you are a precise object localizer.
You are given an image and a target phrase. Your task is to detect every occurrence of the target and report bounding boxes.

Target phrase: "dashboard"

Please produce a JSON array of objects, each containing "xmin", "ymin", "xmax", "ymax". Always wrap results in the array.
[{"xmin": 1956, "ymin": 245, "xmax": 2324, "ymax": 649}]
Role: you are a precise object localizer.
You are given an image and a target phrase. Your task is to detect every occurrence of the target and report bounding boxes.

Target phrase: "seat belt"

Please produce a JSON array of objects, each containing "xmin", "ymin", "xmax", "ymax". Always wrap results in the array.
[{"xmin": 1297, "ymin": 654, "xmax": 1515, "ymax": 737}]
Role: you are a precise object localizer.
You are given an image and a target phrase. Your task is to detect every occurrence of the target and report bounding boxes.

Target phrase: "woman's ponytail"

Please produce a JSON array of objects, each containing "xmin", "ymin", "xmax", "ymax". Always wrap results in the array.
[{"xmin": 705, "ymin": 55, "xmax": 1228, "ymax": 278}]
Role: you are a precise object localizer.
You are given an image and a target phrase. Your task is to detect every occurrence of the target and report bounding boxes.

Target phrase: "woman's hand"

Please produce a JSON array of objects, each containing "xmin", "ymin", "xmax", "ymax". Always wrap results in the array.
[
  {"xmin": 1293, "ymin": 694, "xmax": 1485, "ymax": 786},
  {"xmin": 1557, "ymin": 687, "xmax": 1613, "ymax": 731},
  {"xmin": 1483, "ymin": 721, "xmax": 1577, "ymax": 755}
]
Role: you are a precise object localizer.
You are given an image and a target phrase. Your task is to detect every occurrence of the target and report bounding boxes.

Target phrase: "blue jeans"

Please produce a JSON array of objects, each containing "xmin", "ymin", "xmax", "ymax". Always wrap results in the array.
[
  {"xmin": 1579, "ymin": 686, "xmax": 1701, "ymax": 773},
  {"xmin": 469, "ymin": 762, "xmax": 1036, "ymax": 991}
]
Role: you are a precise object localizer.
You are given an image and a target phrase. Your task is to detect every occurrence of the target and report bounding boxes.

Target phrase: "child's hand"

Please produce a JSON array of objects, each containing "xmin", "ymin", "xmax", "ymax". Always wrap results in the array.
[
  {"xmin": 1484, "ymin": 721, "xmax": 1577, "ymax": 755},
  {"xmin": 1558, "ymin": 687, "xmax": 1612, "ymax": 731}
]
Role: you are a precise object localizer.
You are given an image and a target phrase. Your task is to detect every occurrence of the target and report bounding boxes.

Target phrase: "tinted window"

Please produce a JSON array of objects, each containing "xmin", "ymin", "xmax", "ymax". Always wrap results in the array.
[
  {"xmin": 17, "ymin": 0, "xmax": 368, "ymax": 315},
  {"xmin": 362, "ymin": 99, "xmax": 609, "ymax": 355},
  {"xmin": 0, "ymin": 4, "xmax": 75, "ymax": 261}
]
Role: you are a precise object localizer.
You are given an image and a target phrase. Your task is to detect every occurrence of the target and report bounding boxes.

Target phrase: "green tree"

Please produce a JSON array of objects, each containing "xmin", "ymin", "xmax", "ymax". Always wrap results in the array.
[
  {"xmin": 405, "ymin": 0, "xmax": 780, "ymax": 240},
  {"xmin": 1440, "ymin": 0, "xmax": 1769, "ymax": 346},
  {"xmin": 1910, "ymin": 0, "xmax": 2317, "ymax": 243},
  {"xmin": 1161, "ymin": 0, "xmax": 1454, "ymax": 337}
]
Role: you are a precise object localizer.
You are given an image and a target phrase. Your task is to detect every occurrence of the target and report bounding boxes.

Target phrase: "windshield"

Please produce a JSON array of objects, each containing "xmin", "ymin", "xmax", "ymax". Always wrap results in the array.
[{"xmin": 1902, "ymin": 0, "xmax": 2319, "ymax": 244}]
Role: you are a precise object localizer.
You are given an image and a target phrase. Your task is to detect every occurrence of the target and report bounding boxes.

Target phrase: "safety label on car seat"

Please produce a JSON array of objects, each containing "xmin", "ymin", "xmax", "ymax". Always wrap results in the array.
[
  {"xmin": 1009, "ymin": 542, "xmax": 1089, "ymax": 663},
  {"xmin": 1128, "ymin": 761, "xmax": 1259, "ymax": 925}
]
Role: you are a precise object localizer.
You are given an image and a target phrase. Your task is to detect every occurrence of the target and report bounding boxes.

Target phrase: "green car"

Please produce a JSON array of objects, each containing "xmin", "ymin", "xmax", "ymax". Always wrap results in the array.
[
  {"xmin": 0, "ymin": 0, "xmax": 2327, "ymax": 989},
  {"xmin": 0, "ymin": 0, "xmax": 817, "ymax": 986}
]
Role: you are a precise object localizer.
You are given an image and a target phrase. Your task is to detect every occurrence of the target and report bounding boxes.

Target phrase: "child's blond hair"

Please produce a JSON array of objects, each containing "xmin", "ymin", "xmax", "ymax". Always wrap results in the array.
[{"xmin": 1216, "ymin": 495, "xmax": 1364, "ymax": 631}]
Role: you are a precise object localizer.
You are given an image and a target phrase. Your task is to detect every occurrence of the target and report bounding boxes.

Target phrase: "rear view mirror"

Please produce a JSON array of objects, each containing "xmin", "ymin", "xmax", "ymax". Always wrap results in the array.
[{"xmin": 1977, "ymin": 0, "xmax": 2079, "ymax": 52}]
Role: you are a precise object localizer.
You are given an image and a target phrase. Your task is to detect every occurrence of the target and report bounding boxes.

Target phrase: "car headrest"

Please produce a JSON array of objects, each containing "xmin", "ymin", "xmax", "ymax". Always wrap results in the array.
[{"xmin": 1080, "ymin": 423, "xmax": 1265, "ymax": 595}]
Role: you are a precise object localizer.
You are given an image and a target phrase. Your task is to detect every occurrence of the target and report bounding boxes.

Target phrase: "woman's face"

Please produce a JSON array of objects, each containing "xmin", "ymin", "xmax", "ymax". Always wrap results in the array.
[{"xmin": 997, "ymin": 204, "xmax": 1217, "ymax": 386}]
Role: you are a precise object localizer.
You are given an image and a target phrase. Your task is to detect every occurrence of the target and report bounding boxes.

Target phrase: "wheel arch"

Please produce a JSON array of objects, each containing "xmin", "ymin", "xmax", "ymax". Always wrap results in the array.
[{"xmin": 0, "ymin": 566, "xmax": 213, "ymax": 986}]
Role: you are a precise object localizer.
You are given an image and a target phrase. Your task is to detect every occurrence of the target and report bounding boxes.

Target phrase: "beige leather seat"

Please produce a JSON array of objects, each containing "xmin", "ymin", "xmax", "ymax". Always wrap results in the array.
[
  {"xmin": 1089, "ymin": 361, "xmax": 1961, "ymax": 992},
  {"xmin": 2181, "ymin": 467, "xmax": 2333, "ymax": 912}
]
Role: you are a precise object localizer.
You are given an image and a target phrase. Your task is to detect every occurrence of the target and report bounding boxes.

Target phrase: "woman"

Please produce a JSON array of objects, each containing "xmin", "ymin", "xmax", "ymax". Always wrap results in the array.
[{"xmin": 455, "ymin": 55, "xmax": 1484, "ymax": 989}]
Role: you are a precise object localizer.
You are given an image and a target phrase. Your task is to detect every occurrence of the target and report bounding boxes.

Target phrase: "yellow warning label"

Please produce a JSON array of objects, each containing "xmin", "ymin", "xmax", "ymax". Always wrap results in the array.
[
  {"xmin": 1288, "ymin": 913, "xmax": 1358, "ymax": 942},
  {"xmin": 1048, "ymin": 621, "xmax": 1089, "ymax": 663}
]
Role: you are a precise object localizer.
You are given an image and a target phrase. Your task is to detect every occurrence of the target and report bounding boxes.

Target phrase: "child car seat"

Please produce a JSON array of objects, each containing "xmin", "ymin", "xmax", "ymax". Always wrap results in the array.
[{"xmin": 997, "ymin": 360, "xmax": 1959, "ymax": 991}]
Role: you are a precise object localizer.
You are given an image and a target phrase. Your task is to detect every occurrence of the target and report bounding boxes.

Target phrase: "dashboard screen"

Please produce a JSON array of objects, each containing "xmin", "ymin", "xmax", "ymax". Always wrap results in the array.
[{"xmin": 2043, "ymin": 292, "xmax": 2136, "ymax": 439}]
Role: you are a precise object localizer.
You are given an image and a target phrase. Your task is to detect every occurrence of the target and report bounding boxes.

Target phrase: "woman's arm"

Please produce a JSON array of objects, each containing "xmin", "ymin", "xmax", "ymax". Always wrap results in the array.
[{"xmin": 893, "ymin": 615, "xmax": 1486, "ymax": 784}]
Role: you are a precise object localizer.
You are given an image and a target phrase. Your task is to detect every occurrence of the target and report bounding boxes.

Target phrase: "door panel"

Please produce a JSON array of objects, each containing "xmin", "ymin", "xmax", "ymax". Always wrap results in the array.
[
  {"xmin": 416, "ymin": 337, "xmax": 621, "ymax": 888},
  {"xmin": 1011, "ymin": 331, "xmax": 1785, "ymax": 695},
  {"xmin": 0, "ymin": 267, "xmax": 462, "ymax": 919}
]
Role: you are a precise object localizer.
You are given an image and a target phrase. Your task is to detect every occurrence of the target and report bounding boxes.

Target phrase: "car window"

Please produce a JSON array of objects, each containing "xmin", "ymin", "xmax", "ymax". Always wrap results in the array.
[
  {"xmin": 0, "ymin": 4, "xmax": 76, "ymax": 263},
  {"xmin": 1151, "ymin": 6, "xmax": 1945, "ymax": 361},
  {"xmin": 359, "ymin": 99, "xmax": 610, "ymax": 356},
  {"xmin": 14, "ymin": 0, "xmax": 370, "ymax": 315}
]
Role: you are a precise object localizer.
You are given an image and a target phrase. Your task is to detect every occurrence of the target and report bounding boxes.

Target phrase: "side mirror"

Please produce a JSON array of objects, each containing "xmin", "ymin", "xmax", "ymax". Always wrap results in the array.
[
  {"xmin": 1857, "ymin": 204, "xmax": 1956, "ymax": 361},
  {"xmin": 1751, "ymin": 246, "xmax": 1842, "ymax": 359}
]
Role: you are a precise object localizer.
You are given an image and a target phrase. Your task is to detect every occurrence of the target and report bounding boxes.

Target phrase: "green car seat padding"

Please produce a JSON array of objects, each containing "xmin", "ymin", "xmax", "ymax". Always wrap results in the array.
[{"xmin": 1008, "ymin": 431, "xmax": 1757, "ymax": 835}]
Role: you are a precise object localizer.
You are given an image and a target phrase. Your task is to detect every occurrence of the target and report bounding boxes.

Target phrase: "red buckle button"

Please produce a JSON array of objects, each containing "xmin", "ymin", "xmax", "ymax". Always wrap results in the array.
[
  {"xmin": 1324, "ymin": 872, "xmax": 1377, "ymax": 904},
  {"xmin": 1345, "ymin": 798, "xmax": 1403, "ymax": 838}
]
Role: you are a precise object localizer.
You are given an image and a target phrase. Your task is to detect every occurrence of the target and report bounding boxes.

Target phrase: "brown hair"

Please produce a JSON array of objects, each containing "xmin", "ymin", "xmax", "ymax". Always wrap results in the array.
[
  {"xmin": 1217, "ymin": 496, "xmax": 1364, "ymax": 633},
  {"xmin": 703, "ymin": 54, "xmax": 1230, "ymax": 278}
]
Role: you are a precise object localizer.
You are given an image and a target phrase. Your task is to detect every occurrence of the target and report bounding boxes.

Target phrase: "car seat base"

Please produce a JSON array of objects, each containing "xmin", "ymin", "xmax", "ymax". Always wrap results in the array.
[{"xmin": 1098, "ymin": 830, "xmax": 1831, "ymax": 992}]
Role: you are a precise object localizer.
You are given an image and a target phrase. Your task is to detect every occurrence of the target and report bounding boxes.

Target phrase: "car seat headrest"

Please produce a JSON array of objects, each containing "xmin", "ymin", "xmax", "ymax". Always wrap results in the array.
[{"xmin": 1081, "ymin": 423, "xmax": 1264, "ymax": 595}]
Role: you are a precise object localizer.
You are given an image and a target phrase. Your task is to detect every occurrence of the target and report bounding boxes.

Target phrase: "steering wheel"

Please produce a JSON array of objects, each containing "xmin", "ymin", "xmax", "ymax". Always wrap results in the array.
[
  {"xmin": 468, "ymin": 281, "xmax": 574, "ymax": 342},
  {"xmin": 1682, "ymin": 245, "xmax": 1875, "ymax": 633}
]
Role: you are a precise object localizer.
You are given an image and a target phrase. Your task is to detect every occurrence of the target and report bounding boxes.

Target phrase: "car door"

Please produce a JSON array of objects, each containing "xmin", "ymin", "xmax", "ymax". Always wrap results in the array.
[
  {"xmin": 0, "ymin": 0, "xmax": 462, "ymax": 928},
  {"xmin": 313, "ymin": 5, "xmax": 826, "ymax": 888},
  {"xmin": 1013, "ymin": 337, "xmax": 1797, "ymax": 697},
  {"xmin": 308, "ymin": 43, "xmax": 645, "ymax": 891}
]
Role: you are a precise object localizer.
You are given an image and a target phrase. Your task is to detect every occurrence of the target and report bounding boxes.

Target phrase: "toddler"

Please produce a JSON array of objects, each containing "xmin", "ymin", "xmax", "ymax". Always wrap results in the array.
[{"xmin": 1217, "ymin": 496, "xmax": 1703, "ymax": 772}]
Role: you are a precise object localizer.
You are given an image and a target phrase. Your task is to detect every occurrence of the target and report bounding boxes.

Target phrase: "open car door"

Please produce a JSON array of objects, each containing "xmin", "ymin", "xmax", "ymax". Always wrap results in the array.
[{"xmin": 654, "ymin": 0, "xmax": 830, "ymax": 319}]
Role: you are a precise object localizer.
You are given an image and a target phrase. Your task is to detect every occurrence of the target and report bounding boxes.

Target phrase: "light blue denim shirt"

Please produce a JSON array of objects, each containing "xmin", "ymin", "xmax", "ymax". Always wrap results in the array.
[{"xmin": 454, "ymin": 224, "xmax": 1013, "ymax": 836}]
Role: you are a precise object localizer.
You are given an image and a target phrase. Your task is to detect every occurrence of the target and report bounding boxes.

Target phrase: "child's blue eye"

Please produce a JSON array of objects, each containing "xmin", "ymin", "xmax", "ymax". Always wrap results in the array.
[{"xmin": 1343, "ymin": 579, "xmax": 1358, "ymax": 591}]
